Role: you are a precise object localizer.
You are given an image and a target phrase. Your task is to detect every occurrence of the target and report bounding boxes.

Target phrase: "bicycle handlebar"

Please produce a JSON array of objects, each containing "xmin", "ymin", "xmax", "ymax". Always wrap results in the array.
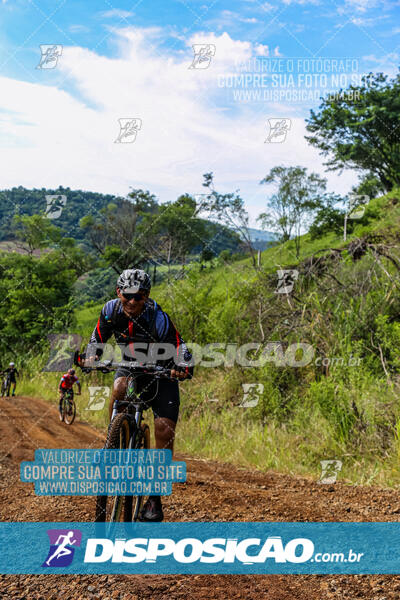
[{"xmin": 77, "ymin": 359, "xmax": 192, "ymax": 380}]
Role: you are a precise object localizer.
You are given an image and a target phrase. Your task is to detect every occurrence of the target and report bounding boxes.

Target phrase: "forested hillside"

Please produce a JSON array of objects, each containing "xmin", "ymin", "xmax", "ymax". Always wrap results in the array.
[{"xmin": 0, "ymin": 186, "xmax": 248, "ymax": 254}]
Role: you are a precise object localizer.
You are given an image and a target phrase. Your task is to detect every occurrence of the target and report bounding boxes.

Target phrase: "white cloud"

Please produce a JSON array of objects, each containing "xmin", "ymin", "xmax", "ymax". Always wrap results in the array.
[
  {"xmin": 282, "ymin": 0, "xmax": 319, "ymax": 4},
  {"xmin": 0, "ymin": 27, "xmax": 358, "ymax": 224},
  {"xmin": 350, "ymin": 13, "xmax": 388, "ymax": 25},
  {"xmin": 255, "ymin": 43, "xmax": 269, "ymax": 56},
  {"xmin": 343, "ymin": 0, "xmax": 378, "ymax": 12},
  {"xmin": 362, "ymin": 51, "xmax": 399, "ymax": 76},
  {"xmin": 207, "ymin": 10, "xmax": 261, "ymax": 27},
  {"xmin": 261, "ymin": 3, "xmax": 276, "ymax": 11},
  {"xmin": 363, "ymin": 52, "xmax": 399, "ymax": 62},
  {"xmin": 99, "ymin": 9, "xmax": 134, "ymax": 19},
  {"xmin": 69, "ymin": 24, "xmax": 90, "ymax": 33}
]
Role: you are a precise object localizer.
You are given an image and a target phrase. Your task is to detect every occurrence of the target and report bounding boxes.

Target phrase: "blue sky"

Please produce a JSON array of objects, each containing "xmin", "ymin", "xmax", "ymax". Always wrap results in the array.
[{"xmin": 1, "ymin": 0, "xmax": 399, "ymax": 222}]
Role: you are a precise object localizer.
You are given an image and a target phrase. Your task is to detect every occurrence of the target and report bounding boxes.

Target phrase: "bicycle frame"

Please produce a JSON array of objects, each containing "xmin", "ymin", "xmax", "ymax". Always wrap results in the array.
[
  {"xmin": 78, "ymin": 360, "xmax": 185, "ymax": 523},
  {"xmin": 83, "ymin": 361, "xmax": 174, "ymax": 422},
  {"xmin": 110, "ymin": 372, "xmax": 162, "ymax": 446}
]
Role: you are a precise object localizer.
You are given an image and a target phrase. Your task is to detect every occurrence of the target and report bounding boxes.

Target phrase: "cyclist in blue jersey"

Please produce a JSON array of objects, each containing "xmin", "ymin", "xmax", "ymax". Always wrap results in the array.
[{"xmin": 85, "ymin": 268, "xmax": 193, "ymax": 522}]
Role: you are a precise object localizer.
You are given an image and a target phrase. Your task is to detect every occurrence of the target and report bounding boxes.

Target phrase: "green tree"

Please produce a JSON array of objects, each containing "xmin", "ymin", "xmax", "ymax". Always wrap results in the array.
[
  {"xmin": 351, "ymin": 173, "xmax": 385, "ymax": 199},
  {"xmin": 80, "ymin": 189, "xmax": 158, "ymax": 272},
  {"xmin": 139, "ymin": 195, "xmax": 209, "ymax": 279},
  {"xmin": 13, "ymin": 213, "xmax": 90, "ymax": 274},
  {"xmin": 258, "ymin": 166, "xmax": 327, "ymax": 257},
  {"xmin": 0, "ymin": 250, "xmax": 78, "ymax": 350},
  {"xmin": 13, "ymin": 214, "xmax": 61, "ymax": 255},
  {"xmin": 200, "ymin": 173, "xmax": 256, "ymax": 267},
  {"xmin": 309, "ymin": 204, "xmax": 347, "ymax": 240},
  {"xmin": 1, "ymin": 213, "xmax": 86, "ymax": 351},
  {"xmin": 200, "ymin": 247, "xmax": 215, "ymax": 263},
  {"xmin": 306, "ymin": 72, "xmax": 400, "ymax": 191},
  {"xmin": 218, "ymin": 249, "xmax": 232, "ymax": 264}
]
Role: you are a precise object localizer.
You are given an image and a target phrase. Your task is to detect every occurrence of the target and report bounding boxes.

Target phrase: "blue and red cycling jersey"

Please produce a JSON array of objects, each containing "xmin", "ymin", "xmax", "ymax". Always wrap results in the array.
[{"xmin": 86, "ymin": 297, "xmax": 193, "ymax": 373}]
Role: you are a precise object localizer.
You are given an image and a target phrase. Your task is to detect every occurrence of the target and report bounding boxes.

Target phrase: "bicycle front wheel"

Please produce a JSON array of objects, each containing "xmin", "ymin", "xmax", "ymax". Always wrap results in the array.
[
  {"xmin": 125, "ymin": 423, "xmax": 150, "ymax": 522},
  {"xmin": 64, "ymin": 397, "xmax": 76, "ymax": 425},
  {"xmin": 2, "ymin": 379, "xmax": 10, "ymax": 397},
  {"xmin": 95, "ymin": 413, "xmax": 131, "ymax": 522}
]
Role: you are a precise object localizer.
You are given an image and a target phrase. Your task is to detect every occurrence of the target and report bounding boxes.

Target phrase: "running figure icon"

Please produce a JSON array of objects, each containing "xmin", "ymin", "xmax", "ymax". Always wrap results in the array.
[{"xmin": 42, "ymin": 529, "xmax": 82, "ymax": 567}]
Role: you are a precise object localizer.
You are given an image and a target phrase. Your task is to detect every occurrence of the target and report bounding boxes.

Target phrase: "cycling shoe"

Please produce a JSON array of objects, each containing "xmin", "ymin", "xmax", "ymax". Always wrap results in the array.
[{"xmin": 139, "ymin": 496, "xmax": 164, "ymax": 522}]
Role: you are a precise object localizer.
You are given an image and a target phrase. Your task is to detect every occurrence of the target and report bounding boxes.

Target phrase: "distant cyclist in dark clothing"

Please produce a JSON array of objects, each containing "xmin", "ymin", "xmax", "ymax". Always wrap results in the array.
[
  {"xmin": 1, "ymin": 362, "xmax": 19, "ymax": 396},
  {"xmin": 85, "ymin": 268, "xmax": 193, "ymax": 522}
]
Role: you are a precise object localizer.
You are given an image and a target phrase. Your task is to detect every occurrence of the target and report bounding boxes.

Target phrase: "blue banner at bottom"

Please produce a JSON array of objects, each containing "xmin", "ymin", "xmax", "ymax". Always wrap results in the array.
[{"xmin": 1, "ymin": 522, "xmax": 400, "ymax": 574}]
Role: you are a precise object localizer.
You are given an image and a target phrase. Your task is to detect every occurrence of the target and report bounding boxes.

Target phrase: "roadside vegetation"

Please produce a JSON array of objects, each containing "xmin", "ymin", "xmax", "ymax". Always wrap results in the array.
[{"xmin": 3, "ymin": 69, "xmax": 400, "ymax": 487}]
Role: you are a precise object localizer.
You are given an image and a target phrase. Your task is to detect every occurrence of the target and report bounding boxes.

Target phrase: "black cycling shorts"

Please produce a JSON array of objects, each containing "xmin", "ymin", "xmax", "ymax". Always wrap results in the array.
[{"xmin": 114, "ymin": 370, "xmax": 180, "ymax": 423}]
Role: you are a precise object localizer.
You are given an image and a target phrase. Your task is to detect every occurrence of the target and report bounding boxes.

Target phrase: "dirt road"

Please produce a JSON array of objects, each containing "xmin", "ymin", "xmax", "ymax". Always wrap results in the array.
[{"xmin": 1, "ymin": 395, "xmax": 400, "ymax": 599}]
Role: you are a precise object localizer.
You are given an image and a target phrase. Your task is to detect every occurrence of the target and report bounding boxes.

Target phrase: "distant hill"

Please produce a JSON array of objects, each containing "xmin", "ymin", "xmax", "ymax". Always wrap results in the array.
[
  {"xmin": 0, "ymin": 186, "xmax": 241, "ymax": 254},
  {"xmin": 248, "ymin": 227, "xmax": 278, "ymax": 250},
  {"xmin": 0, "ymin": 186, "xmax": 118, "ymax": 245}
]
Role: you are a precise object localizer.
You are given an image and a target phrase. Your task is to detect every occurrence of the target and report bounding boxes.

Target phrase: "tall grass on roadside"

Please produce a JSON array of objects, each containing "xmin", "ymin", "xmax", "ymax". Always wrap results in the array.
[{"xmin": 16, "ymin": 189, "xmax": 400, "ymax": 487}]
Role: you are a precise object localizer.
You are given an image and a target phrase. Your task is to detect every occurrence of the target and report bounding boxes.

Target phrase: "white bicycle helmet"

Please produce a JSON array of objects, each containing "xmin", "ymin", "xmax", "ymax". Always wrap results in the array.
[{"xmin": 117, "ymin": 269, "xmax": 151, "ymax": 294}]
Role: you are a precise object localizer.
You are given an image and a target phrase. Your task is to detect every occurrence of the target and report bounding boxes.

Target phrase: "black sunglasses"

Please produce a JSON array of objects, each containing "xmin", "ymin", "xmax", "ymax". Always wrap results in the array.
[{"xmin": 122, "ymin": 292, "xmax": 146, "ymax": 301}]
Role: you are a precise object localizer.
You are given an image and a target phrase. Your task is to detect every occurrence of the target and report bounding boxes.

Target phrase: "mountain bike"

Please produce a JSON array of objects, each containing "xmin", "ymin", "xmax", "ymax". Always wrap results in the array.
[
  {"xmin": 79, "ymin": 360, "xmax": 174, "ymax": 523},
  {"xmin": 59, "ymin": 389, "xmax": 76, "ymax": 425},
  {"xmin": 0, "ymin": 372, "xmax": 11, "ymax": 397}
]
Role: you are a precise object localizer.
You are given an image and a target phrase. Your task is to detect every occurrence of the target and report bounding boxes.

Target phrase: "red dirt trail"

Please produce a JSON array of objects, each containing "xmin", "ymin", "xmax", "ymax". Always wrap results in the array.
[{"xmin": 1, "ymin": 395, "xmax": 400, "ymax": 599}]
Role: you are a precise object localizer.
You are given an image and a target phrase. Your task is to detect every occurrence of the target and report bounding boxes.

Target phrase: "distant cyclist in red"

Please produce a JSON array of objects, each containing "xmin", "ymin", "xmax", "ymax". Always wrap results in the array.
[{"xmin": 58, "ymin": 368, "xmax": 81, "ymax": 419}]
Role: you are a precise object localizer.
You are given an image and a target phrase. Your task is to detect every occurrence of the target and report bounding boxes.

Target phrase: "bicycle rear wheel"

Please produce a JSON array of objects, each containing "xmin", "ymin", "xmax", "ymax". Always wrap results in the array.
[{"xmin": 95, "ymin": 413, "xmax": 131, "ymax": 522}]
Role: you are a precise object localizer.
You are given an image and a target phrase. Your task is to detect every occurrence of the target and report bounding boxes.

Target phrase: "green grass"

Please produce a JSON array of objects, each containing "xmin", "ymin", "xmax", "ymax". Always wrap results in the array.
[
  {"xmin": 17, "ymin": 360, "xmax": 400, "ymax": 488},
  {"xmin": 18, "ymin": 188, "xmax": 400, "ymax": 488}
]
